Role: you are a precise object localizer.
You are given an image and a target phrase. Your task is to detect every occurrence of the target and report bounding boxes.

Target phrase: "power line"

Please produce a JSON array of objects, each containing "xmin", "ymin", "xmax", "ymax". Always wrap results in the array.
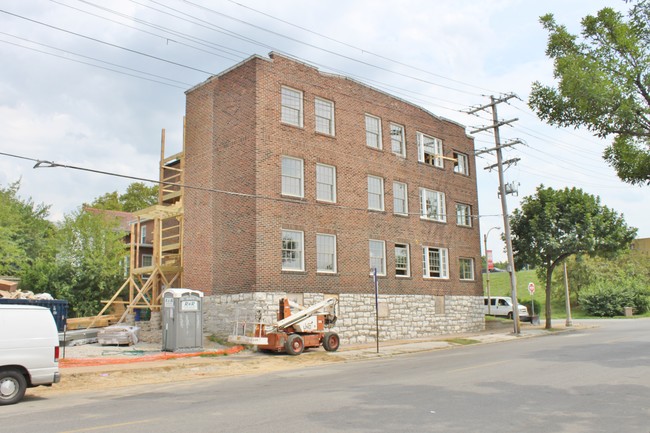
[
  {"xmin": 0, "ymin": 150, "xmax": 496, "ymax": 220},
  {"xmin": 222, "ymin": 0, "xmax": 500, "ymax": 95},
  {"xmin": 0, "ymin": 8, "xmax": 216, "ymax": 75}
]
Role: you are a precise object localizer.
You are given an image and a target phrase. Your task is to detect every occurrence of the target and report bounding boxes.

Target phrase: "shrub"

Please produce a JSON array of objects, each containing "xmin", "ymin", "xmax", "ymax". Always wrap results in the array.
[
  {"xmin": 521, "ymin": 299, "xmax": 541, "ymax": 316},
  {"xmin": 580, "ymin": 282, "xmax": 650, "ymax": 317}
]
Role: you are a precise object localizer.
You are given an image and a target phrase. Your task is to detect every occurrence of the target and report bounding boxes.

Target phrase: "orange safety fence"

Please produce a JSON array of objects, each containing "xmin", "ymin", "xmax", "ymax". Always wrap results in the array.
[{"xmin": 59, "ymin": 345, "xmax": 245, "ymax": 368}]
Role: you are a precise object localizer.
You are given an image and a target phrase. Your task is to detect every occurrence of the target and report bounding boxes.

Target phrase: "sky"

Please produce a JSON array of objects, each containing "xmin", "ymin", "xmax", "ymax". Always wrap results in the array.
[{"xmin": 1, "ymin": 0, "xmax": 648, "ymax": 262}]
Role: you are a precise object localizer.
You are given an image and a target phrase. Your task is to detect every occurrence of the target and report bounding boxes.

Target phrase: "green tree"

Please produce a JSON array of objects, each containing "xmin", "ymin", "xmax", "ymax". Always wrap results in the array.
[
  {"xmin": 0, "ymin": 181, "xmax": 55, "ymax": 276},
  {"xmin": 510, "ymin": 186, "xmax": 637, "ymax": 329},
  {"xmin": 22, "ymin": 208, "xmax": 127, "ymax": 317},
  {"xmin": 87, "ymin": 191, "xmax": 121, "ymax": 211},
  {"xmin": 120, "ymin": 182, "xmax": 158, "ymax": 212},
  {"xmin": 529, "ymin": 2, "xmax": 650, "ymax": 185},
  {"xmin": 85, "ymin": 182, "xmax": 158, "ymax": 212}
]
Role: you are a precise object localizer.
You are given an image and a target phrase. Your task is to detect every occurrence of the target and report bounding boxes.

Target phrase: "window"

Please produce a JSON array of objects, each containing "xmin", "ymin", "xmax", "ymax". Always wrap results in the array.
[
  {"xmin": 365, "ymin": 114, "xmax": 382, "ymax": 149},
  {"xmin": 315, "ymin": 98, "xmax": 334, "ymax": 135},
  {"xmin": 459, "ymin": 258, "xmax": 475, "ymax": 280},
  {"xmin": 456, "ymin": 203, "xmax": 472, "ymax": 227},
  {"xmin": 368, "ymin": 176, "xmax": 385, "ymax": 211},
  {"xmin": 369, "ymin": 239, "xmax": 386, "ymax": 276},
  {"xmin": 281, "ymin": 86, "xmax": 303, "ymax": 127},
  {"xmin": 317, "ymin": 234, "xmax": 337, "ymax": 273},
  {"xmin": 281, "ymin": 156, "xmax": 304, "ymax": 198},
  {"xmin": 140, "ymin": 226, "xmax": 147, "ymax": 244},
  {"xmin": 390, "ymin": 123, "xmax": 405, "ymax": 157},
  {"xmin": 420, "ymin": 188, "xmax": 446, "ymax": 222},
  {"xmin": 282, "ymin": 230, "xmax": 304, "ymax": 271},
  {"xmin": 393, "ymin": 181, "xmax": 408, "ymax": 216},
  {"xmin": 422, "ymin": 246, "xmax": 449, "ymax": 279},
  {"xmin": 395, "ymin": 244, "xmax": 410, "ymax": 277},
  {"xmin": 141, "ymin": 254, "xmax": 153, "ymax": 268},
  {"xmin": 316, "ymin": 164, "xmax": 336, "ymax": 202},
  {"xmin": 417, "ymin": 132, "xmax": 444, "ymax": 168},
  {"xmin": 454, "ymin": 152, "xmax": 469, "ymax": 175}
]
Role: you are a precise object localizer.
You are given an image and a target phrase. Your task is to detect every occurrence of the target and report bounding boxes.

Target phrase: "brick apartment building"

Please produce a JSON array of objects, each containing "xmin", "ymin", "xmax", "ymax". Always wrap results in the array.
[{"xmin": 182, "ymin": 53, "xmax": 484, "ymax": 343}]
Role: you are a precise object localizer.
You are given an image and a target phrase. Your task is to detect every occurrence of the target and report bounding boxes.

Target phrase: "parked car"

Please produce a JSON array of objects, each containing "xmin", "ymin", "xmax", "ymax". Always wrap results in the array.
[
  {"xmin": 484, "ymin": 296, "xmax": 530, "ymax": 321},
  {"xmin": 0, "ymin": 305, "xmax": 61, "ymax": 405}
]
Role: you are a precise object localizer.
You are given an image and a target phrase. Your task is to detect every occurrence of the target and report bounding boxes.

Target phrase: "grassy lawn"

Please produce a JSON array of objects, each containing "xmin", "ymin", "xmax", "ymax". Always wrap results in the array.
[{"xmin": 483, "ymin": 270, "xmax": 650, "ymax": 319}]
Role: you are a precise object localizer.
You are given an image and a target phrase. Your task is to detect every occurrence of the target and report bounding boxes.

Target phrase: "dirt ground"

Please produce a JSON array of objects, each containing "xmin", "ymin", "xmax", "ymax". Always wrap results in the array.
[{"xmin": 29, "ymin": 343, "xmax": 348, "ymax": 398}]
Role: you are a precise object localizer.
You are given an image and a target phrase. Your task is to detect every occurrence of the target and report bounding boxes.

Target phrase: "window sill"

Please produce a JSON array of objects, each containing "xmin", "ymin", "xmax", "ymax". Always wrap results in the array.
[
  {"xmin": 315, "ymin": 131, "xmax": 336, "ymax": 139},
  {"xmin": 317, "ymin": 271, "xmax": 338, "ymax": 276},
  {"xmin": 281, "ymin": 194, "xmax": 306, "ymax": 201},
  {"xmin": 393, "ymin": 213, "xmax": 409, "ymax": 218},
  {"xmin": 456, "ymin": 224, "xmax": 473, "ymax": 229},
  {"xmin": 368, "ymin": 208, "xmax": 386, "ymax": 213},
  {"xmin": 316, "ymin": 199, "xmax": 337, "ymax": 205},
  {"xmin": 281, "ymin": 121, "xmax": 303, "ymax": 129},
  {"xmin": 366, "ymin": 145, "xmax": 383, "ymax": 152},
  {"xmin": 420, "ymin": 217, "xmax": 447, "ymax": 224},
  {"xmin": 423, "ymin": 276, "xmax": 450, "ymax": 280}
]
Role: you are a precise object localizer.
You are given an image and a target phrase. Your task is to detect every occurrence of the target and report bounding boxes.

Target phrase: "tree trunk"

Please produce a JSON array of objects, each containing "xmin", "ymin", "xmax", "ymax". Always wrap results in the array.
[{"xmin": 545, "ymin": 266, "xmax": 553, "ymax": 329}]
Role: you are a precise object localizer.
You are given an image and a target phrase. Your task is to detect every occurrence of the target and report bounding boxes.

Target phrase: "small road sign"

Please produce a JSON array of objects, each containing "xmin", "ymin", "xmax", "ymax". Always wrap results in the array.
[{"xmin": 528, "ymin": 282, "xmax": 535, "ymax": 295}]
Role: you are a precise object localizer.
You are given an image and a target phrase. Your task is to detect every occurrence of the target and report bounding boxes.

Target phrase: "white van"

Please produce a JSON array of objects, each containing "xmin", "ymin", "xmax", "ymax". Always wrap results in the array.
[
  {"xmin": 0, "ymin": 305, "xmax": 61, "ymax": 405},
  {"xmin": 484, "ymin": 296, "xmax": 530, "ymax": 321}
]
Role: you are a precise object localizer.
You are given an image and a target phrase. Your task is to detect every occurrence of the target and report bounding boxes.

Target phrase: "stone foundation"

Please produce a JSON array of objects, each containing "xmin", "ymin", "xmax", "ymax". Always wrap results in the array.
[{"xmin": 202, "ymin": 292, "xmax": 485, "ymax": 344}]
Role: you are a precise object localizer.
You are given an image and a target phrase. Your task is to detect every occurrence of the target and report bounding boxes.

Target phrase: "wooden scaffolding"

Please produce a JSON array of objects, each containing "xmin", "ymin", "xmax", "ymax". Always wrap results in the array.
[{"xmin": 90, "ymin": 129, "xmax": 184, "ymax": 326}]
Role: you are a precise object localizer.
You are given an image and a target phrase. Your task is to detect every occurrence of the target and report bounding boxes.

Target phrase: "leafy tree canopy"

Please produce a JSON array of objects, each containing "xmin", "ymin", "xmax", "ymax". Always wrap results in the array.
[
  {"xmin": 0, "ymin": 181, "xmax": 55, "ymax": 276},
  {"xmin": 21, "ymin": 208, "xmax": 127, "ymax": 317},
  {"xmin": 86, "ymin": 182, "xmax": 158, "ymax": 212},
  {"xmin": 510, "ymin": 185, "xmax": 637, "ymax": 328},
  {"xmin": 529, "ymin": 2, "xmax": 650, "ymax": 185}
]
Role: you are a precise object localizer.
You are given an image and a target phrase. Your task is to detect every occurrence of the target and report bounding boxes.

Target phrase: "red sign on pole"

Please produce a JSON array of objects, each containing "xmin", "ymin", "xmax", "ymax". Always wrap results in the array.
[
  {"xmin": 528, "ymin": 282, "xmax": 535, "ymax": 295},
  {"xmin": 487, "ymin": 250, "xmax": 494, "ymax": 271}
]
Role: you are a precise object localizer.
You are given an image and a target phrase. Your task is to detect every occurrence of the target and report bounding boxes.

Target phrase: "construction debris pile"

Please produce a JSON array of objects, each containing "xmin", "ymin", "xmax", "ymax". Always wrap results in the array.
[{"xmin": 0, "ymin": 279, "xmax": 54, "ymax": 300}]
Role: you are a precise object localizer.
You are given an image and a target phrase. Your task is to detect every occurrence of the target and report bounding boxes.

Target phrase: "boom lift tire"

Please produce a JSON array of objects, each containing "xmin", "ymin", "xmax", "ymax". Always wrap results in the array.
[
  {"xmin": 285, "ymin": 334, "xmax": 305, "ymax": 356},
  {"xmin": 323, "ymin": 332, "xmax": 340, "ymax": 352}
]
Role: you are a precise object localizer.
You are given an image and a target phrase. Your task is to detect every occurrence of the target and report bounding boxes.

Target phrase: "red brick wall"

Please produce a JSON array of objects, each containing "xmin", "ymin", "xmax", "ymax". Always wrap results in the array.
[{"xmin": 184, "ymin": 53, "xmax": 482, "ymax": 297}]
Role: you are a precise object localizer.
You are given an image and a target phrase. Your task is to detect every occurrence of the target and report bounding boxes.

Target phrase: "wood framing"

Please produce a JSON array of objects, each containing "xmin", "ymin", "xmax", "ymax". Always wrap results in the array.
[{"xmin": 89, "ymin": 128, "xmax": 185, "ymax": 327}]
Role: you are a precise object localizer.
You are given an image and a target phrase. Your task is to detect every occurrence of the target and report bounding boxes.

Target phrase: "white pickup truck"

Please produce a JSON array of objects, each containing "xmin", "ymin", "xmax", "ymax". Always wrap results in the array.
[
  {"xmin": 0, "ymin": 305, "xmax": 61, "ymax": 405},
  {"xmin": 484, "ymin": 296, "xmax": 530, "ymax": 321}
]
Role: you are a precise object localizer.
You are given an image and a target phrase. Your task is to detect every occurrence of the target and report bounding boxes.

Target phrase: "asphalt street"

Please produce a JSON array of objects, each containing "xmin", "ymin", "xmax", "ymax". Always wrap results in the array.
[{"xmin": 1, "ymin": 319, "xmax": 649, "ymax": 433}]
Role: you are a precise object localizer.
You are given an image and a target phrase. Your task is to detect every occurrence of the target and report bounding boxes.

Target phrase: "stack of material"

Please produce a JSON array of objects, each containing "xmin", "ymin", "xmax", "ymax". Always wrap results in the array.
[
  {"xmin": 0, "ymin": 280, "xmax": 54, "ymax": 300},
  {"xmin": 97, "ymin": 325, "xmax": 140, "ymax": 346}
]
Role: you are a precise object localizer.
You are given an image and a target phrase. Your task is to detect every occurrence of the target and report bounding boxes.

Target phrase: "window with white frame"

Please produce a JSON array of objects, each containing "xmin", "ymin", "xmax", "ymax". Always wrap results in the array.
[
  {"xmin": 456, "ymin": 203, "xmax": 472, "ymax": 227},
  {"xmin": 420, "ymin": 188, "xmax": 446, "ymax": 222},
  {"xmin": 417, "ymin": 132, "xmax": 444, "ymax": 168},
  {"xmin": 281, "ymin": 156, "xmax": 304, "ymax": 198},
  {"xmin": 393, "ymin": 181, "xmax": 408, "ymax": 216},
  {"xmin": 368, "ymin": 176, "xmax": 385, "ymax": 211},
  {"xmin": 365, "ymin": 114, "xmax": 382, "ymax": 149},
  {"xmin": 281, "ymin": 86, "xmax": 303, "ymax": 127},
  {"xmin": 369, "ymin": 239, "xmax": 386, "ymax": 276},
  {"xmin": 141, "ymin": 254, "xmax": 153, "ymax": 268},
  {"xmin": 140, "ymin": 226, "xmax": 147, "ymax": 244},
  {"xmin": 454, "ymin": 152, "xmax": 469, "ymax": 175},
  {"xmin": 316, "ymin": 234, "xmax": 337, "ymax": 273},
  {"xmin": 315, "ymin": 98, "xmax": 334, "ymax": 135},
  {"xmin": 390, "ymin": 123, "xmax": 405, "ymax": 157},
  {"xmin": 395, "ymin": 243, "xmax": 410, "ymax": 277},
  {"xmin": 282, "ymin": 229, "xmax": 304, "ymax": 271},
  {"xmin": 316, "ymin": 163, "xmax": 336, "ymax": 202},
  {"xmin": 422, "ymin": 246, "xmax": 448, "ymax": 279},
  {"xmin": 459, "ymin": 257, "xmax": 475, "ymax": 280}
]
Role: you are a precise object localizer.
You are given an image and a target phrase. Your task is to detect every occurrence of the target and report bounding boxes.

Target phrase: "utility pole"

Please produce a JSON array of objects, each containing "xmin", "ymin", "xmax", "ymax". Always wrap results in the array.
[{"xmin": 469, "ymin": 94, "xmax": 522, "ymax": 335}]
